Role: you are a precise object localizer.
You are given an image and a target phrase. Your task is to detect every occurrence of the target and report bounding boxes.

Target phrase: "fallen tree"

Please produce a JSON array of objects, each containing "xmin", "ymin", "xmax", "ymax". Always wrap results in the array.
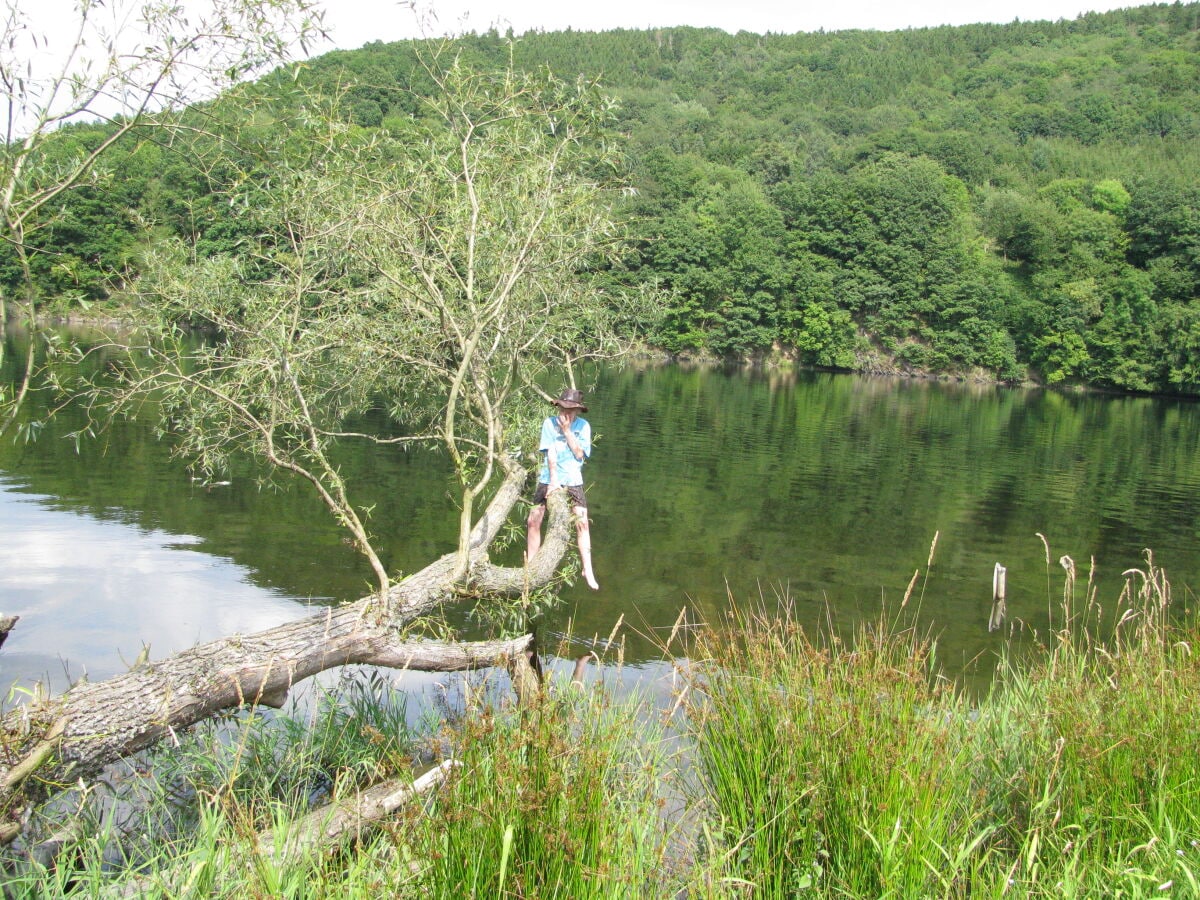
[{"xmin": 0, "ymin": 464, "xmax": 574, "ymax": 845}]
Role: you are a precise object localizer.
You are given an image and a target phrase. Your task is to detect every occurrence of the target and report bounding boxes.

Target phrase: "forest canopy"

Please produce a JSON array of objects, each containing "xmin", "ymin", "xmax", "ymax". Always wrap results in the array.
[{"xmin": 6, "ymin": 2, "xmax": 1200, "ymax": 393}]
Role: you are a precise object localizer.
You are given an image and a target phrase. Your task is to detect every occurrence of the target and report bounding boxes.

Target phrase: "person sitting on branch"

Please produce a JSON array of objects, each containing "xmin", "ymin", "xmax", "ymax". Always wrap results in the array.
[{"xmin": 526, "ymin": 388, "xmax": 599, "ymax": 591}]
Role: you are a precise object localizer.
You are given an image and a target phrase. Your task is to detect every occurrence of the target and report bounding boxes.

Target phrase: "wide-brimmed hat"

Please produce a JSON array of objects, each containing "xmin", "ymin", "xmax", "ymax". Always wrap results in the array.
[{"xmin": 553, "ymin": 388, "xmax": 588, "ymax": 412}]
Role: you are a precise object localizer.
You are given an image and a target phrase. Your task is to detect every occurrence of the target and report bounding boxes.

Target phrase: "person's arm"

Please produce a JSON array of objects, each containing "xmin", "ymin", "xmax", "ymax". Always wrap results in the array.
[
  {"xmin": 559, "ymin": 415, "xmax": 587, "ymax": 461},
  {"xmin": 538, "ymin": 416, "xmax": 559, "ymax": 488}
]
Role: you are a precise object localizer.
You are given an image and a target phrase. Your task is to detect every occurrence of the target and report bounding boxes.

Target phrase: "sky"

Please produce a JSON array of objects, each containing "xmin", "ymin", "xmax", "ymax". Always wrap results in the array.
[{"xmin": 319, "ymin": 0, "xmax": 1151, "ymax": 51}]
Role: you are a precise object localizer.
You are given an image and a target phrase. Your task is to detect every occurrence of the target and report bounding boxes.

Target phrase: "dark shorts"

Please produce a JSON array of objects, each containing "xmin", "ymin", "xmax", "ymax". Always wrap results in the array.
[{"xmin": 532, "ymin": 482, "xmax": 587, "ymax": 509}]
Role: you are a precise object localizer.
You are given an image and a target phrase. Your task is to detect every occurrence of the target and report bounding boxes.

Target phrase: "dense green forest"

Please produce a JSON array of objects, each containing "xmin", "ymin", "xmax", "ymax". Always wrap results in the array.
[{"xmin": 6, "ymin": 2, "xmax": 1200, "ymax": 392}]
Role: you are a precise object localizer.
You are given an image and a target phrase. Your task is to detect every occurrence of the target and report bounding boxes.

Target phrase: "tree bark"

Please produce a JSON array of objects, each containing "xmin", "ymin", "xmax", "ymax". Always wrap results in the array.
[
  {"xmin": 105, "ymin": 761, "xmax": 459, "ymax": 898},
  {"xmin": 256, "ymin": 760, "xmax": 459, "ymax": 863},
  {"xmin": 0, "ymin": 465, "xmax": 575, "ymax": 843}
]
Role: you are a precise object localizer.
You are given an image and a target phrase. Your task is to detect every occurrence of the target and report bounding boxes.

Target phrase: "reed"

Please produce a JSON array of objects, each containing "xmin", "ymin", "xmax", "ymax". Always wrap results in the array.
[
  {"xmin": 972, "ymin": 550, "xmax": 1200, "ymax": 895},
  {"xmin": 404, "ymin": 676, "xmax": 676, "ymax": 898},
  {"xmin": 5, "ymin": 551, "xmax": 1198, "ymax": 898},
  {"xmin": 683, "ymin": 596, "xmax": 985, "ymax": 897},
  {"xmin": 684, "ymin": 552, "xmax": 1200, "ymax": 898}
]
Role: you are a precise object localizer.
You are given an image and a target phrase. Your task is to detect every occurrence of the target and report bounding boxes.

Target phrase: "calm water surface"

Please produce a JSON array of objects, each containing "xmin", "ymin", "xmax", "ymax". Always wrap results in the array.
[{"xmin": 4, "ymin": 343, "xmax": 1200, "ymax": 699}]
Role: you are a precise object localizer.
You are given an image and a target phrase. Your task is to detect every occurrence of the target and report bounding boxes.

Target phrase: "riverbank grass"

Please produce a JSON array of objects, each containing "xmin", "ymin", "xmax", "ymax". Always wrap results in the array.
[
  {"xmin": 4, "ymin": 669, "xmax": 677, "ymax": 898},
  {"xmin": 408, "ymin": 685, "xmax": 673, "ymax": 898},
  {"xmin": 685, "ymin": 601, "xmax": 982, "ymax": 897},
  {"xmin": 5, "ymin": 554, "xmax": 1199, "ymax": 897},
  {"xmin": 686, "ymin": 553, "xmax": 1200, "ymax": 897}
]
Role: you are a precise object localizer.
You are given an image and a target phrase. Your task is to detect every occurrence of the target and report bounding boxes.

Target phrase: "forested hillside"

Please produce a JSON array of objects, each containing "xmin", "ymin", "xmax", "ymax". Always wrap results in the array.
[{"xmin": 7, "ymin": 2, "xmax": 1200, "ymax": 392}]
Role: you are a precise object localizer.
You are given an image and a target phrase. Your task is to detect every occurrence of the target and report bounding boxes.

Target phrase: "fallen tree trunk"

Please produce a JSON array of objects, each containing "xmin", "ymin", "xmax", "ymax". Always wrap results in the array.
[
  {"xmin": 105, "ymin": 760, "xmax": 459, "ymax": 899},
  {"xmin": 0, "ymin": 465, "xmax": 575, "ymax": 843},
  {"xmin": 257, "ymin": 760, "xmax": 459, "ymax": 863}
]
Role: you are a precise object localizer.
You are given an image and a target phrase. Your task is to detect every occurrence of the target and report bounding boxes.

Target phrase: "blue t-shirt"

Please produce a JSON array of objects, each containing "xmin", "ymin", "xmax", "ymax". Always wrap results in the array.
[{"xmin": 538, "ymin": 415, "xmax": 591, "ymax": 486}]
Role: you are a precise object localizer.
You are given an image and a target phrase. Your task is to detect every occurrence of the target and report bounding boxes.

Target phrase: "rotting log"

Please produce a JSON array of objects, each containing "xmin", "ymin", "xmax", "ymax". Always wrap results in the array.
[
  {"xmin": 106, "ymin": 761, "xmax": 460, "ymax": 898},
  {"xmin": 257, "ymin": 760, "xmax": 459, "ymax": 863},
  {"xmin": 0, "ymin": 465, "xmax": 577, "ymax": 844}
]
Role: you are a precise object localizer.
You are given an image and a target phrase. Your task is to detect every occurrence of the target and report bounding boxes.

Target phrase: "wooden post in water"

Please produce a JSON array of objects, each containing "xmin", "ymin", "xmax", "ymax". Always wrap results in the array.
[{"xmin": 989, "ymin": 563, "xmax": 1007, "ymax": 632}]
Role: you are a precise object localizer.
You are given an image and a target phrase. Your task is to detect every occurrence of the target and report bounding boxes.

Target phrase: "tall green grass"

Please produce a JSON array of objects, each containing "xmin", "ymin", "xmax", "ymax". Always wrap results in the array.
[
  {"xmin": 2, "ymin": 668, "xmax": 678, "ymax": 898},
  {"xmin": 403, "ymin": 682, "xmax": 675, "ymax": 898},
  {"xmin": 5, "ymin": 550, "xmax": 1198, "ymax": 898},
  {"xmin": 4, "ymin": 669, "xmax": 419, "ymax": 897},
  {"xmin": 684, "ymin": 599, "xmax": 984, "ymax": 898},
  {"xmin": 684, "ymin": 551, "xmax": 1200, "ymax": 898},
  {"xmin": 974, "ymin": 552, "xmax": 1200, "ymax": 896}
]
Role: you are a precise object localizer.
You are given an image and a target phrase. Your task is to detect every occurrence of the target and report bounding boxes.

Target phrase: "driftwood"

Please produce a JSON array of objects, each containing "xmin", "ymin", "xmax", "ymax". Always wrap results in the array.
[
  {"xmin": 0, "ymin": 464, "xmax": 577, "ymax": 844},
  {"xmin": 105, "ymin": 760, "xmax": 459, "ymax": 898},
  {"xmin": 256, "ymin": 760, "xmax": 459, "ymax": 863}
]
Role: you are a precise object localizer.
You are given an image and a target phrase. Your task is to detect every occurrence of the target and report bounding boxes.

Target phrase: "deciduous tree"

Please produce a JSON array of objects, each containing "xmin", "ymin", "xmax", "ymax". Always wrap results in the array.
[
  {"xmin": 96, "ymin": 52, "xmax": 645, "ymax": 597},
  {"xmin": 0, "ymin": 0, "xmax": 326, "ymax": 435}
]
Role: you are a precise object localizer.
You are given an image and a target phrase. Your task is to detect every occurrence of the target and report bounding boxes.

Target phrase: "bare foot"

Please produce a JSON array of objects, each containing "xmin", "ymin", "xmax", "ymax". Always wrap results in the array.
[{"xmin": 584, "ymin": 572, "xmax": 599, "ymax": 591}]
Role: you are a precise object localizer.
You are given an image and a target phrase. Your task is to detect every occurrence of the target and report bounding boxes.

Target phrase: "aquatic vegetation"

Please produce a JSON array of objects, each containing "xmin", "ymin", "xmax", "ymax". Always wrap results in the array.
[
  {"xmin": 683, "ymin": 551, "xmax": 1200, "ymax": 897},
  {"xmin": 4, "ymin": 552, "xmax": 1198, "ymax": 897}
]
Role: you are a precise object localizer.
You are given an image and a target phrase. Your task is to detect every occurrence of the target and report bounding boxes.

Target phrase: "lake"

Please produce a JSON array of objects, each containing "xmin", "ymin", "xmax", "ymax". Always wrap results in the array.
[{"xmin": 4, "ymin": 331, "xmax": 1200, "ymax": 702}]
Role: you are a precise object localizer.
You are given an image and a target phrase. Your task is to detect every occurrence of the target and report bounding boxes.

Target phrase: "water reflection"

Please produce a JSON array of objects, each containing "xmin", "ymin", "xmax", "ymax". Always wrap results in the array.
[
  {"xmin": 577, "ymin": 364, "xmax": 1200, "ymax": 678},
  {"xmin": 4, "ymin": 334, "xmax": 1200, "ymax": 700},
  {"xmin": 0, "ymin": 476, "xmax": 312, "ymax": 696}
]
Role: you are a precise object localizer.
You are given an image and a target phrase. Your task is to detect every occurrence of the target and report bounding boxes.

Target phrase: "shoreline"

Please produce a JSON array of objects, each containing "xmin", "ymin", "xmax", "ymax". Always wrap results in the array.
[{"xmin": 13, "ymin": 309, "xmax": 1194, "ymax": 400}]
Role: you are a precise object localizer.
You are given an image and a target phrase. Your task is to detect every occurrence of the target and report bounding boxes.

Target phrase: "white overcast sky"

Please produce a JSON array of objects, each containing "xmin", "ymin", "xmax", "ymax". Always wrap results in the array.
[{"xmin": 321, "ymin": 0, "xmax": 1152, "ymax": 50}]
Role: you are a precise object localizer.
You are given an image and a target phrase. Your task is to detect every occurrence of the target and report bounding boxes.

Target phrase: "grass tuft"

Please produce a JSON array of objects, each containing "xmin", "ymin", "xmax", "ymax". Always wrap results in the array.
[{"xmin": 682, "ymin": 552, "xmax": 1200, "ymax": 898}]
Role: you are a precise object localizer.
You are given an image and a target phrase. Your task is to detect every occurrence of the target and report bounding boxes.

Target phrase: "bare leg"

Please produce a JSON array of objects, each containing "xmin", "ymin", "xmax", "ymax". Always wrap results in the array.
[
  {"xmin": 526, "ymin": 504, "xmax": 545, "ymax": 562},
  {"xmin": 574, "ymin": 506, "xmax": 599, "ymax": 590}
]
